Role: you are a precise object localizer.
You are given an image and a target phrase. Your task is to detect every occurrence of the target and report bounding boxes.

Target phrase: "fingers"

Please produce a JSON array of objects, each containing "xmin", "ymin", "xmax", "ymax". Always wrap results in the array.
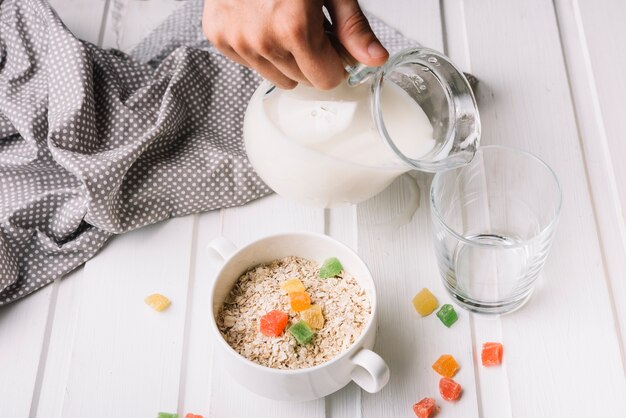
[
  {"xmin": 216, "ymin": 45, "xmax": 251, "ymax": 68},
  {"xmin": 266, "ymin": 9, "xmax": 344, "ymax": 90},
  {"xmin": 291, "ymin": 33, "xmax": 345, "ymax": 90},
  {"xmin": 213, "ymin": 38, "xmax": 299, "ymax": 89},
  {"xmin": 326, "ymin": 0, "xmax": 388, "ymax": 67},
  {"xmin": 201, "ymin": 0, "xmax": 377, "ymax": 90},
  {"xmin": 267, "ymin": 52, "xmax": 311, "ymax": 87},
  {"xmin": 245, "ymin": 54, "xmax": 298, "ymax": 89}
]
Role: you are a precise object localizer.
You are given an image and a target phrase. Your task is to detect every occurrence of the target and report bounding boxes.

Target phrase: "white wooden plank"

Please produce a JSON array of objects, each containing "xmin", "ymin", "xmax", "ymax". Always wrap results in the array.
[
  {"xmin": 324, "ymin": 205, "xmax": 361, "ymax": 418},
  {"xmin": 34, "ymin": 269, "xmax": 87, "ymax": 418},
  {"xmin": 440, "ymin": 2, "xmax": 512, "ymax": 416},
  {"xmin": 574, "ymin": 0, "xmax": 626, "ymax": 227},
  {"xmin": 178, "ymin": 212, "xmax": 221, "ymax": 416},
  {"xmin": 324, "ymin": 206, "xmax": 358, "ymax": 249},
  {"xmin": 554, "ymin": 0, "xmax": 626, "ymax": 365},
  {"xmin": 0, "ymin": 2, "xmax": 108, "ymax": 416},
  {"xmin": 361, "ymin": 0, "xmax": 444, "ymax": 52},
  {"xmin": 0, "ymin": 285, "xmax": 57, "ymax": 418},
  {"xmin": 355, "ymin": 2, "xmax": 481, "ymax": 417},
  {"xmin": 208, "ymin": 195, "xmax": 326, "ymax": 418},
  {"xmin": 35, "ymin": 3, "xmax": 195, "ymax": 417},
  {"xmin": 48, "ymin": 0, "xmax": 109, "ymax": 45},
  {"xmin": 461, "ymin": 0, "xmax": 626, "ymax": 416},
  {"xmin": 102, "ymin": 0, "xmax": 187, "ymax": 51},
  {"xmin": 47, "ymin": 217, "xmax": 195, "ymax": 417},
  {"xmin": 357, "ymin": 176, "xmax": 481, "ymax": 418}
]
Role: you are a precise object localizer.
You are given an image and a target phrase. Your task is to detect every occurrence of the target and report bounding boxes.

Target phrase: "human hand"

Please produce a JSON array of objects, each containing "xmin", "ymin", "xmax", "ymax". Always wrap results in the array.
[{"xmin": 202, "ymin": 0, "xmax": 388, "ymax": 90}]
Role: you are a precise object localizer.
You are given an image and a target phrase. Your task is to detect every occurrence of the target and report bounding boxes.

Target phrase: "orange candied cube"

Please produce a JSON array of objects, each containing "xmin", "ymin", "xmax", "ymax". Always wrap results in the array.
[
  {"xmin": 185, "ymin": 414, "xmax": 204, "ymax": 418},
  {"xmin": 289, "ymin": 291, "xmax": 311, "ymax": 312},
  {"xmin": 412, "ymin": 397, "xmax": 439, "ymax": 418},
  {"xmin": 432, "ymin": 354, "xmax": 459, "ymax": 378},
  {"xmin": 481, "ymin": 342, "xmax": 503, "ymax": 366},
  {"xmin": 259, "ymin": 310, "xmax": 289, "ymax": 337},
  {"xmin": 439, "ymin": 377, "xmax": 462, "ymax": 401}
]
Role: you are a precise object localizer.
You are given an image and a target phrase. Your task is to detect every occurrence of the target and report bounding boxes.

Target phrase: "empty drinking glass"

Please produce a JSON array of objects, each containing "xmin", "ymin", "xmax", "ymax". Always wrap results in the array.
[{"xmin": 430, "ymin": 145, "xmax": 562, "ymax": 314}]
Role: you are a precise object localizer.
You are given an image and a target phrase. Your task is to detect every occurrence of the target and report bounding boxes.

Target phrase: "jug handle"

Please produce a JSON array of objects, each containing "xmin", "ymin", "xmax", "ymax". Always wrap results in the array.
[
  {"xmin": 324, "ymin": 21, "xmax": 478, "ymax": 90},
  {"xmin": 323, "ymin": 20, "xmax": 377, "ymax": 87}
]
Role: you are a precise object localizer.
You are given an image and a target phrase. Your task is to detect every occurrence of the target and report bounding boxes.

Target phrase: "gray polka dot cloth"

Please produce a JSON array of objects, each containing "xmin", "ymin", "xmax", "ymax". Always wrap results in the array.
[{"xmin": 0, "ymin": 0, "xmax": 417, "ymax": 305}]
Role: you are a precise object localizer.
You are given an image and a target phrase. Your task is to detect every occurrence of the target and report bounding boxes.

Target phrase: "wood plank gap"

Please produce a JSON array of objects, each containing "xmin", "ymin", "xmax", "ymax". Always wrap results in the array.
[
  {"xmin": 468, "ymin": 315, "xmax": 485, "ymax": 418},
  {"xmin": 28, "ymin": 278, "xmax": 62, "ymax": 418},
  {"xmin": 323, "ymin": 208, "xmax": 330, "ymax": 235},
  {"xmin": 440, "ymin": 0, "xmax": 472, "ymax": 69},
  {"xmin": 96, "ymin": 0, "xmax": 112, "ymax": 47},
  {"xmin": 351, "ymin": 205, "xmax": 359, "ymax": 252},
  {"xmin": 552, "ymin": 0, "xmax": 626, "ymax": 374},
  {"xmin": 177, "ymin": 214, "xmax": 201, "ymax": 414},
  {"xmin": 438, "ymin": 0, "xmax": 449, "ymax": 54}
]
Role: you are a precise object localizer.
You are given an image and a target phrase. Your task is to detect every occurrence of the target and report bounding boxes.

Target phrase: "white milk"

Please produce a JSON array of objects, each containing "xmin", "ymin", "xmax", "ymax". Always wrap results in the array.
[{"xmin": 243, "ymin": 81, "xmax": 435, "ymax": 207}]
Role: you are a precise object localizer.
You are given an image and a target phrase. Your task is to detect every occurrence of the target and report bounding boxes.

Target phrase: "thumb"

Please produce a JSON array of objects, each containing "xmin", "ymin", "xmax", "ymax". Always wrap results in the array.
[{"xmin": 326, "ymin": 0, "xmax": 388, "ymax": 66}]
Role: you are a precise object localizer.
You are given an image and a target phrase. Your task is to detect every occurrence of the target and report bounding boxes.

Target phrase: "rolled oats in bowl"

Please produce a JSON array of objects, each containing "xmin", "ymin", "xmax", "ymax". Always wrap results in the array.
[{"xmin": 216, "ymin": 256, "xmax": 372, "ymax": 369}]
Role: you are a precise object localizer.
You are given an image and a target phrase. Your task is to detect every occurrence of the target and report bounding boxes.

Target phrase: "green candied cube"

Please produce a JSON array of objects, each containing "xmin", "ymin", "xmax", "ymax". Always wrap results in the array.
[
  {"xmin": 319, "ymin": 257, "xmax": 343, "ymax": 278},
  {"xmin": 436, "ymin": 304, "xmax": 458, "ymax": 328},
  {"xmin": 288, "ymin": 320, "xmax": 315, "ymax": 344},
  {"xmin": 157, "ymin": 413, "xmax": 178, "ymax": 418}
]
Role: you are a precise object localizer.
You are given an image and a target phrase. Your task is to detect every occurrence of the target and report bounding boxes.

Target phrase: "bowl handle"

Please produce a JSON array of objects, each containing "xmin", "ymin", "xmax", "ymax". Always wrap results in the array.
[
  {"xmin": 207, "ymin": 236, "xmax": 238, "ymax": 266},
  {"xmin": 350, "ymin": 348, "xmax": 390, "ymax": 393}
]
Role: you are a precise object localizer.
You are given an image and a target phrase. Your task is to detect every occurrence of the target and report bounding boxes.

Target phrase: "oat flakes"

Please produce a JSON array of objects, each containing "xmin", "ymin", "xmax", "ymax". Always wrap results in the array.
[{"xmin": 217, "ymin": 256, "xmax": 371, "ymax": 369}]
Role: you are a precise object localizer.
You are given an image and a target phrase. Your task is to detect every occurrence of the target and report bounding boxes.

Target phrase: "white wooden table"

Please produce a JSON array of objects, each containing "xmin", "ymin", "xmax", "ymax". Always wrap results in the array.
[{"xmin": 2, "ymin": 0, "xmax": 626, "ymax": 416}]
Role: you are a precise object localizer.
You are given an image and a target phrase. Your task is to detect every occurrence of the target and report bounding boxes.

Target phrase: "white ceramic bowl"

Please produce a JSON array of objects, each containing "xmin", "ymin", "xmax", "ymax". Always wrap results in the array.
[{"xmin": 207, "ymin": 232, "xmax": 390, "ymax": 401}]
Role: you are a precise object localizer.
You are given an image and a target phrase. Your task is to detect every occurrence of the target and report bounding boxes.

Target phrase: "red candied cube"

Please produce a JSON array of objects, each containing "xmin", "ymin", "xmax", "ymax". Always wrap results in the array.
[
  {"xmin": 439, "ymin": 377, "xmax": 462, "ymax": 401},
  {"xmin": 259, "ymin": 310, "xmax": 289, "ymax": 337},
  {"xmin": 481, "ymin": 342, "xmax": 503, "ymax": 367},
  {"xmin": 412, "ymin": 397, "xmax": 439, "ymax": 418}
]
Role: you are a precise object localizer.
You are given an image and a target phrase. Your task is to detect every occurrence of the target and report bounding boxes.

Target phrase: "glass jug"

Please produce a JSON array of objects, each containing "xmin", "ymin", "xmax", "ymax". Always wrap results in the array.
[{"xmin": 243, "ymin": 47, "xmax": 480, "ymax": 208}]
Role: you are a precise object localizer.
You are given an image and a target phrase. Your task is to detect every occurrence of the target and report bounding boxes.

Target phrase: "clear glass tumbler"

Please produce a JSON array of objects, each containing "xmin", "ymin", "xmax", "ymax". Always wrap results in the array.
[{"xmin": 430, "ymin": 145, "xmax": 562, "ymax": 314}]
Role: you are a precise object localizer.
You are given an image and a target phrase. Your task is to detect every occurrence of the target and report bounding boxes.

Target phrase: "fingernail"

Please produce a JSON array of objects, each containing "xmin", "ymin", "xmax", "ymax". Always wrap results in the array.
[{"xmin": 367, "ymin": 41, "xmax": 388, "ymax": 59}]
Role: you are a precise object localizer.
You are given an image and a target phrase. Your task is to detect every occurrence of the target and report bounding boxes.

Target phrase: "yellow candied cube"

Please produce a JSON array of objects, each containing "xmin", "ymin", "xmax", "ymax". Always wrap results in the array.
[
  {"xmin": 300, "ymin": 305, "xmax": 325, "ymax": 329},
  {"xmin": 412, "ymin": 288, "xmax": 438, "ymax": 316},
  {"xmin": 144, "ymin": 293, "xmax": 171, "ymax": 312},
  {"xmin": 280, "ymin": 278, "xmax": 306, "ymax": 293}
]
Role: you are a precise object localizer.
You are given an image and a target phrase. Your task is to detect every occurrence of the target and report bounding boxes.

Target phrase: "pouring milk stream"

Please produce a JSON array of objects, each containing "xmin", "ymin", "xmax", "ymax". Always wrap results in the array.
[{"xmin": 243, "ymin": 47, "xmax": 481, "ymax": 207}]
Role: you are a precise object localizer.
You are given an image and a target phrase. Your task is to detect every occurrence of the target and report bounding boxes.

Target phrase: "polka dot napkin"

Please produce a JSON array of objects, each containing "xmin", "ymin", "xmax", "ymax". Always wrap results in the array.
[{"xmin": 0, "ymin": 0, "xmax": 417, "ymax": 305}]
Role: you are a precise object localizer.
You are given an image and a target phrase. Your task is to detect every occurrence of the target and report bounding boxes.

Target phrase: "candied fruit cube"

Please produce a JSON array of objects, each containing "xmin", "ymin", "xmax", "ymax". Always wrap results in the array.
[
  {"xmin": 157, "ymin": 413, "xmax": 178, "ymax": 418},
  {"xmin": 412, "ymin": 397, "xmax": 438, "ymax": 418},
  {"xmin": 289, "ymin": 291, "xmax": 311, "ymax": 312},
  {"xmin": 300, "ymin": 305, "xmax": 325, "ymax": 329},
  {"xmin": 145, "ymin": 293, "xmax": 171, "ymax": 312},
  {"xmin": 432, "ymin": 354, "xmax": 459, "ymax": 378},
  {"xmin": 319, "ymin": 257, "xmax": 343, "ymax": 278},
  {"xmin": 481, "ymin": 342, "xmax": 503, "ymax": 366},
  {"xmin": 184, "ymin": 414, "xmax": 203, "ymax": 418},
  {"xmin": 259, "ymin": 310, "xmax": 289, "ymax": 337},
  {"xmin": 281, "ymin": 278, "xmax": 306, "ymax": 293},
  {"xmin": 412, "ymin": 288, "xmax": 438, "ymax": 316},
  {"xmin": 288, "ymin": 320, "xmax": 315, "ymax": 344},
  {"xmin": 439, "ymin": 377, "xmax": 462, "ymax": 401},
  {"xmin": 436, "ymin": 304, "xmax": 458, "ymax": 328}
]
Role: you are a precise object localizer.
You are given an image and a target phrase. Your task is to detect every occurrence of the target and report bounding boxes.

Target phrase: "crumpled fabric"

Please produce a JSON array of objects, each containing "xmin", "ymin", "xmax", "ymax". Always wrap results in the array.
[{"xmin": 0, "ymin": 0, "xmax": 417, "ymax": 305}]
